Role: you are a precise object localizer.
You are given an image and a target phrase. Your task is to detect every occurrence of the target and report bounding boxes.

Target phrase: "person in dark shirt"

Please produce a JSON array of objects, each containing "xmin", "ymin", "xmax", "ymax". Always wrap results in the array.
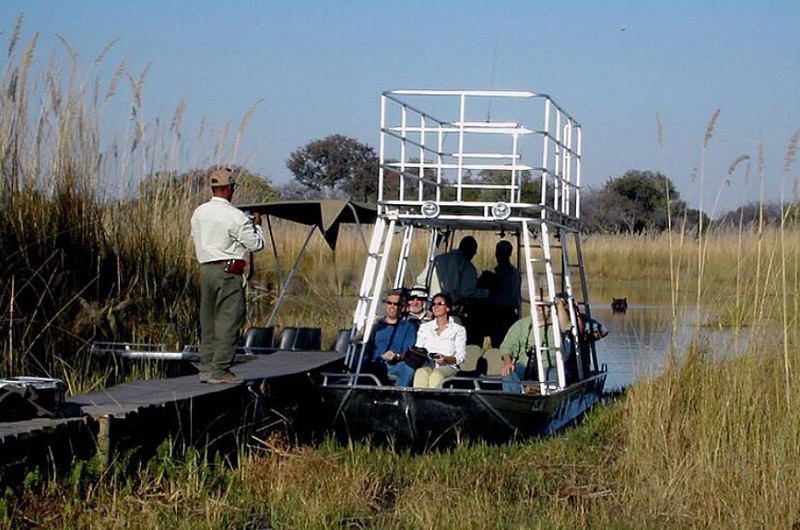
[
  {"xmin": 361, "ymin": 289, "xmax": 418, "ymax": 387},
  {"xmin": 486, "ymin": 240, "xmax": 522, "ymax": 347}
]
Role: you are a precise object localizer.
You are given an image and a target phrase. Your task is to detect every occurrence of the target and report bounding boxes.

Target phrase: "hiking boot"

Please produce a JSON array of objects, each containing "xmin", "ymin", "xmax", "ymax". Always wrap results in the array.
[{"xmin": 204, "ymin": 371, "xmax": 243, "ymax": 384}]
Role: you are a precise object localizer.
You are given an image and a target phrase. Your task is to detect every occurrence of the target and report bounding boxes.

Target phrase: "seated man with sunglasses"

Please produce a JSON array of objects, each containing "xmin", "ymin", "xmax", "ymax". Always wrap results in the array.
[{"xmin": 361, "ymin": 288, "xmax": 418, "ymax": 387}]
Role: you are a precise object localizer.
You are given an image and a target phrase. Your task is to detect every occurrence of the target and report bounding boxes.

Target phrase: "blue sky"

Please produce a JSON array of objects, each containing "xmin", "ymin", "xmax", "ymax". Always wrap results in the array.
[{"xmin": 2, "ymin": 1, "xmax": 798, "ymax": 216}]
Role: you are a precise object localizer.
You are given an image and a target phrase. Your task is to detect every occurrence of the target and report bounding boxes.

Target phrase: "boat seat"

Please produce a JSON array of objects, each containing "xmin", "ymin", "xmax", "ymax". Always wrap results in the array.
[
  {"xmin": 242, "ymin": 326, "xmax": 275, "ymax": 354},
  {"xmin": 483, "ymin": 347, "xmax": 506, "ymax": 376},
  {"xmin": 456, "ymin": 344, "xmax": 484, "ymax": 376},
  {"xmin": 481, "ymin": 348, "xmax": 557, "ymax": 380},
  {"xmin": 329, "ymin": 328, "xmax": 352, "ymax": 355},
  {"xmin": 278, "ymin": 327, "xmax": 322, "ymax": 351}
]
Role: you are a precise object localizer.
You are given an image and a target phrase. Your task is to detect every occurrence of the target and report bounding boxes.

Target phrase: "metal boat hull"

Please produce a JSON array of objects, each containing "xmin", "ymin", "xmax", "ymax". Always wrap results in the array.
[{"xmin": 317, "ymin": 373, "xmax": 606, "ymax": 447}]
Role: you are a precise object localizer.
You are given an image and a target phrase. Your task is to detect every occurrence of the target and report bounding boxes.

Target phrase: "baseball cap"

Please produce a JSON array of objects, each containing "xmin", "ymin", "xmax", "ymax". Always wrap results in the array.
[{"xmin": 209, "ymin": 168, "xmax": 235, "ymax": 187}]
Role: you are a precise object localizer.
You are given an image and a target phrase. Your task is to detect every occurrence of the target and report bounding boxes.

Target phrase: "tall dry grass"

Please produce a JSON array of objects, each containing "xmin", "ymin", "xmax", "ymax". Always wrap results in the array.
[
  {"xmin": 0, "ymin": 17, "xmax": 254, "ymax": 393},
  {"xmin": 605, "ymin": 223, "xmax": 800, "ymax": 528},
  {"xmin": 602, "ymin": 113, "xmax": 800, "ymax": 528},
  {"xmin": 581, "ymin": 228, "xmax": 800, "ymax": 311}
]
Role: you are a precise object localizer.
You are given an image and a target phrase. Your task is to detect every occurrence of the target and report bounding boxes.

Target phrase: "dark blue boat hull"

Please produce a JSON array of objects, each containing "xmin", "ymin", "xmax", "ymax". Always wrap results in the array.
[{"xmin": 317, "ymin": 372, "xmax": 606, "ymax": 447}]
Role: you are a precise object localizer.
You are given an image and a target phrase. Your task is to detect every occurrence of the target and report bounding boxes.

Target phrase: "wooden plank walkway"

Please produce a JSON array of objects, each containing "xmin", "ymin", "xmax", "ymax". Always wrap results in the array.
[
  {"xmin": 0, "ymin": 351, "xmax": 344, "ymax": 486},
  {"xmin": 68, "ymin": 350, "xmax": 342, "ymax": 415}
]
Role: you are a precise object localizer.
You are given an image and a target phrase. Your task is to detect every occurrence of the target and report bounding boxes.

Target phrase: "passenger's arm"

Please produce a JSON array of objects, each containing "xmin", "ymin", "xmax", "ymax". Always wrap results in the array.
[
  {"xmin": 451, "ymin": 325, "xmax": 467, "ymax": 364},
  {"xmin": 501, "ymin": 353, "xmax": 516, "ymax": 377}
]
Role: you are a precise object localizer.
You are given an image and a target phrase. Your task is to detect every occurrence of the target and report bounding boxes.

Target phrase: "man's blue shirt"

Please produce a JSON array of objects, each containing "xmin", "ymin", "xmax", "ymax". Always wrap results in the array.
[{"xmin": 371, "ymin": 318, "xmax": 417, "ymax": 361}]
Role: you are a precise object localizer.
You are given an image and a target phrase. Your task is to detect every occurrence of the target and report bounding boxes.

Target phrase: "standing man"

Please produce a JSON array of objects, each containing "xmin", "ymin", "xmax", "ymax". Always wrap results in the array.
[
  {"xmin": 191, "ymin": 168, "xmax": 265, "ymax": 384},
  {"xmin": 418, "ymin": 236, "xmax": 488, "ymax": 305},
  {"xmin": 416, "ymin": 235, "xmax": 489, "ymax": 344},
  {"xmin": 487, "ymin": 240, "xmax": 522, "ymax": 347}
]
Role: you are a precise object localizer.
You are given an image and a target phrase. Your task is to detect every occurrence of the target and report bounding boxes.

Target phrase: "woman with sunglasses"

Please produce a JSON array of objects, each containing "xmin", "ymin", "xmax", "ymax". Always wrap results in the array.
[{"xmin": 412, "ymin": 292, "xmax": 467, "ymax": 388}]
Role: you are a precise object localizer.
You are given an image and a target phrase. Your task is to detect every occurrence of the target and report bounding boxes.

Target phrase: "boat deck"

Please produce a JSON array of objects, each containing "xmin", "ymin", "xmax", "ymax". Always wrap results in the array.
[{"xmin": 0, "ymin": 351, "xmax": 343, "ymax": 486}]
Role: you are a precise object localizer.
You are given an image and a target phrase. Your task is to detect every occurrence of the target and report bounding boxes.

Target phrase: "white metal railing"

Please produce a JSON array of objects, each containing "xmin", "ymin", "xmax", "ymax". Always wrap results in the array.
[{"xmin": 378, "ymin": 89, "xmax": 582, "ymax": 222}]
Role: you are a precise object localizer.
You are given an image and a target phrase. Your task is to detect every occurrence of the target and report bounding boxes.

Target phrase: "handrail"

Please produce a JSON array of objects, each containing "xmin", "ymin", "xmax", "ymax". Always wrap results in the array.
[{"xmin": 378, "ymin": 89, "xmax": 581, "ymax": 221}]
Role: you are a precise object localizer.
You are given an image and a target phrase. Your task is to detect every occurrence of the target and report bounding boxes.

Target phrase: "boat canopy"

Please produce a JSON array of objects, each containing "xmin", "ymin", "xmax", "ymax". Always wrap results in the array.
[{"xmin": 237, "ymin": 200, "xmax": 378, "ymax": 250}]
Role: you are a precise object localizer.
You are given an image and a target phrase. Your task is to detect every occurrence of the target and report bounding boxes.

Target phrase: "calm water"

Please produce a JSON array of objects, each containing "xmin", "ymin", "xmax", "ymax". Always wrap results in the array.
[{"xmin": 591, "ymin": 304, "xmax": 719, "ymax": 390}]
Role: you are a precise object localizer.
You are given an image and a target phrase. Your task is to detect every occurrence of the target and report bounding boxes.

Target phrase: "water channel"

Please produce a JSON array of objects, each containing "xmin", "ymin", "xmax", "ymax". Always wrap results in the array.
[{"xmin": 590, "ymin": 304, "xmax": 713, "ymax": 390}]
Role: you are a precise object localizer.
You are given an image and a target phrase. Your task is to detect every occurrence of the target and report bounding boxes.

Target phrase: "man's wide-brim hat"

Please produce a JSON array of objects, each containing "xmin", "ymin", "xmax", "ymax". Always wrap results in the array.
[
  {"xmin": 209, "ymin": 168, "xmax": 235, "ymax": 187},
  {"xmin": 409, "ymin": 285, "xmax": 428, "ymax": 299}
]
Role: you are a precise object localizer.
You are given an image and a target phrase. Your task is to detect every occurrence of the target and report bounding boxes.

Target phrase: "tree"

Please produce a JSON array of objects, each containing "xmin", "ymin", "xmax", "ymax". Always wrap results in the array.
[
  {"xmin": 676, "ymin": 207, "xmax": 711, "ymax": 235},
  {"xmin": 286, "ymin": 135, "xmax": 379, "ymax": 201},
  {"xmin": 382, "ymin": 158, "xmax": 440, "ymax": 201},
  {"xmin": 137, "ymin": 165, "xmax": 279, "ymax": 205},
  {"xmin": 229, "ymin": 167, "xmax": 280, "ymax": 205},
  {"xmin": 714, "ymin": 201, "xmax": 784, "ymax": 229},
  {"xmin": 586, "ymin": 170, "xmax": 688, "ymax": 234},
  {"xmin": 276, "ymin": 180, "xmax": 325, "ymax": 200},
  {"xmin": 450, "ymin": 168, "xmax": 536, "ymax": 204}
]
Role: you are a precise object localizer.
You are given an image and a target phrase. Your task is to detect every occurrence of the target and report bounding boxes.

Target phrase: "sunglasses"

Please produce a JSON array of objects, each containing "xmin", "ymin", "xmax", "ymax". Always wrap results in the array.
[{"xmin": 432, "ymin": 301, "xmax": 448, "ymax": 306}]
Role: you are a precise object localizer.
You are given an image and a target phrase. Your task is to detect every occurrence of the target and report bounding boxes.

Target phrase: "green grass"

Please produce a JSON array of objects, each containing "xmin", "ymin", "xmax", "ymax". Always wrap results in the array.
[{"xmin": 1, "ymin": 405, "xmax": 629, "ymax": 529}]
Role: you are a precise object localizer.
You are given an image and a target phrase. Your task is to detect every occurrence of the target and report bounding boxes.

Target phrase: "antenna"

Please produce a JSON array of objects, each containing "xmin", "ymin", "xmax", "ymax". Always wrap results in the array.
[{"xmin": 486, "ymin": 31, "xmax": 499, "ymax": 122}]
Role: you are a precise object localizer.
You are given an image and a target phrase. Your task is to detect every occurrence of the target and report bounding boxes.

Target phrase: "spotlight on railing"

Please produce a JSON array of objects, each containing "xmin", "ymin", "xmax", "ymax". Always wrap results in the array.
[
  {"xmin": 421, "ymin": 201, "xmax": 441, "ymax": 219},
  {"xmin": 492, "ymin": 202, "xmax": 511, "ymax": 220}
]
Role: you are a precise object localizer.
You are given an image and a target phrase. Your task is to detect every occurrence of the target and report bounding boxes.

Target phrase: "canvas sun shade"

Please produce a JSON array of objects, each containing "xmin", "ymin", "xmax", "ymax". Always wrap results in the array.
[{"xmin": 236, "ymin": 200, "xmax": 377, "ymax": 250}]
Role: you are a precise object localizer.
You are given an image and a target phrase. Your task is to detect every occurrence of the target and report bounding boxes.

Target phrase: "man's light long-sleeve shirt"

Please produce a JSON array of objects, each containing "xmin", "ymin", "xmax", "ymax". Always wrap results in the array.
[{"xmin": 190, "ymin": 197, "xmax": 265, "ymax": 263}]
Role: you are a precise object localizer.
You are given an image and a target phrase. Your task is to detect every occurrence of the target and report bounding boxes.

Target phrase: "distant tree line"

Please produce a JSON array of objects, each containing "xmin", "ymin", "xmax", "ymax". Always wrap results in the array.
[
  {"xmin": 580, "ymin": 170, "xmax": 707, "ymax": 234},
  {"xmin": 155, "ymin": 135, "xmax": 794, "ymax": 234}
]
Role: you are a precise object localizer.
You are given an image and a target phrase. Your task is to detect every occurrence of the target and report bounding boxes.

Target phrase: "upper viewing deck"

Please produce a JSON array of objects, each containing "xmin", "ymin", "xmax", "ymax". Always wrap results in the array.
[{"xmin": 378, "ymin": 89, "xmax": 582, "ymax": 231}]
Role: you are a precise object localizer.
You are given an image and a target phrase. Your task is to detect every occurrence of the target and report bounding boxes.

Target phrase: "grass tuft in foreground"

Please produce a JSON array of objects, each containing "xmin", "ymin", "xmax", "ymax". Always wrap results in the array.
[{"xmin": 0, "ymin": 403, "xmax": 628, "ymax": 529}]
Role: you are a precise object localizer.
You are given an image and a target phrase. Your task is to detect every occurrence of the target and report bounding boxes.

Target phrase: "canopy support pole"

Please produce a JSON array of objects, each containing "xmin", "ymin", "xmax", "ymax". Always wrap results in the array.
[{"xmin": 265, "ymin": 224, "xmax": 316, "ymax": 329}]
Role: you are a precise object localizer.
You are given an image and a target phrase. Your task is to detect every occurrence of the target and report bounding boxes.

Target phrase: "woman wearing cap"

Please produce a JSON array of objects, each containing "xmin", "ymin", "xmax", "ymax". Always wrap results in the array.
[{"xmin": 412, "ymin": 292, "xmax": 467, "ymax": 388}]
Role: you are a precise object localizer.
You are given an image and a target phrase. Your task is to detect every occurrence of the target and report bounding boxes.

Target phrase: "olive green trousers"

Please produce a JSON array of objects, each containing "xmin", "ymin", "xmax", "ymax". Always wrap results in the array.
[{"xmin": 199, "ymin": 264, "xmax": 246, "ymax": 377}]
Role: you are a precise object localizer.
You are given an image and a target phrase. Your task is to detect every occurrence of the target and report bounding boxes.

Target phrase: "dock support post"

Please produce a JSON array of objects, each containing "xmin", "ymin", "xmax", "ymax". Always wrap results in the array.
[{"xmin": 97, "ymin": 414, "xmax": 113, "ymax": 469}]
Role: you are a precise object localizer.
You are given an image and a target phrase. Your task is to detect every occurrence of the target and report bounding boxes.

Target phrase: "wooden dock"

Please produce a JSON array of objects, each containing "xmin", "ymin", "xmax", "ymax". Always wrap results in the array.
[{"xmin": 0, "ymin": 351, "xmax": 343, "ymax": 486}]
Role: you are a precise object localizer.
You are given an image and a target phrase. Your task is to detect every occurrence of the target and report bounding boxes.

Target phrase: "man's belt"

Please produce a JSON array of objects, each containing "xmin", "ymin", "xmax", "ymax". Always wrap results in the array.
[{"xmin": 207, "ymin": 259, "xmax": 247, "ymax": 275}]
